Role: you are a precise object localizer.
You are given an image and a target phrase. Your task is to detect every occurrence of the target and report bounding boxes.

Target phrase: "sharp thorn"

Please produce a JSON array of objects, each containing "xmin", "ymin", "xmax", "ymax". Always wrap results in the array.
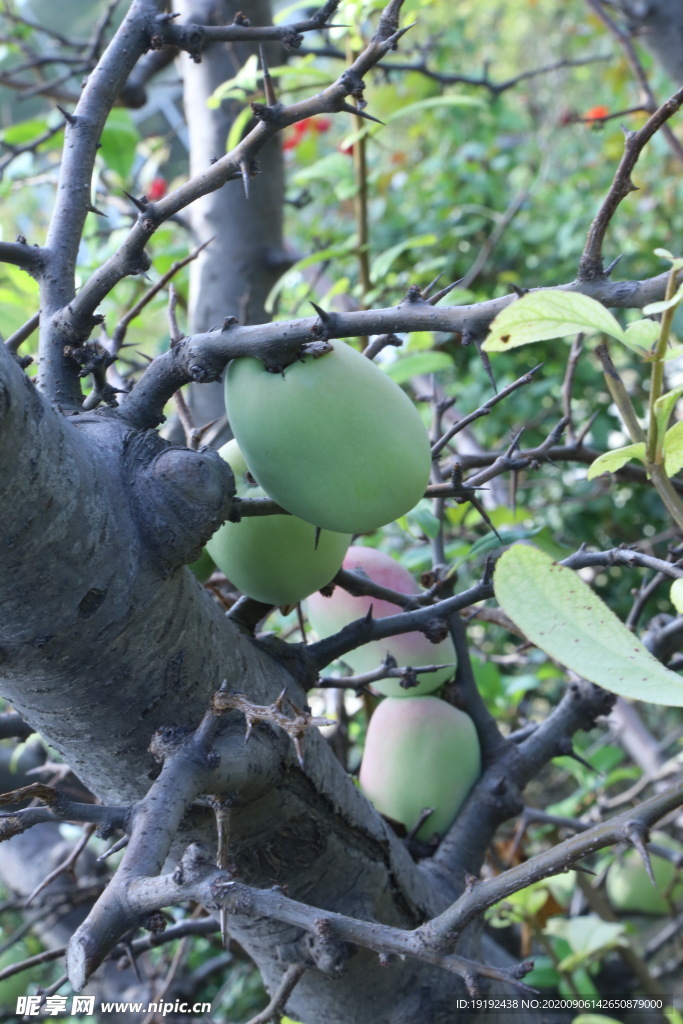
[
  {"xmin": 340, "ymin": 102, "xmax": 384, "ymax": 125},
  {"xmin": 56, "ymin": 103, "xmax": 77, "ymax": 125},
  {"xmin": 310, "ymin": 301, "xmax": 330, "ymax": 322},
  {"xmin": 429, "ymin": 278, "xmax": 464, "ymax": 306},
  {"xmin": 122, "ymin": 190, "xmax": 148, "ymax": 212}
]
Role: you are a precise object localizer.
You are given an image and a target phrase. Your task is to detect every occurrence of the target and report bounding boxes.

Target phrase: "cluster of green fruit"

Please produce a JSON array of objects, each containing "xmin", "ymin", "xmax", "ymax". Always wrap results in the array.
[
  {"xmin": 205, "ymin": 342, "xmax": 480, "ymax": 843},
  {"xmin": 207, "ymin": 339, "xmax": 432, "ymax": 605},
  {"xmin": 308, "ymin": 544, "xmax": 480, "ymax": 842}
]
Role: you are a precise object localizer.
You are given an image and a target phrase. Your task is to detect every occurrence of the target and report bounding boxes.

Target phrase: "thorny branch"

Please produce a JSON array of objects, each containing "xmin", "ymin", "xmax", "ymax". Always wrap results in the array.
[
  {"xmin": 578, "ymin": 82, "xmax": 683, "ymax": 279},
  {"xmin": 418, "ymin": 782, "xmax": 683, "ymax": 950},
  {"xmin": 585, "ymin": 0, "xmax": 683, "ymax": 164},
  {"xmin": 117, "ymin": 269, "xmax": 671, "ymax": 429}
]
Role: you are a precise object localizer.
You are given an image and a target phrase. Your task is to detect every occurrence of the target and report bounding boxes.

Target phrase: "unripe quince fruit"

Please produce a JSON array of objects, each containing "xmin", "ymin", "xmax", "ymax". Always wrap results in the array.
[
  {"xmin": 224, "ymin": 340, "xmax": 431, "ymax": 533},
  {"xmin": 206, "ymin": 440, "xmax": 350, "ymax": 606},
  {"xmin": 359, "ymin": 695, "xmax": 481, "ymax": 841},
  {"xmin": 306, "ymin": 545, "xmax": 456, "ymax": 697},
  {"xmin": 606, "ymin": 832, "xmax": 683, "ymax": 914}
]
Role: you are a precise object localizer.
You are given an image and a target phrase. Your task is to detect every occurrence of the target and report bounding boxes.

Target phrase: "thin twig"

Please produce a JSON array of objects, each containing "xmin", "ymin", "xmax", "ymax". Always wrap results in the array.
[
  {"xmin": 586, "ymin": 0, "xmax": 683, "ymax": 164},
  {"xmin": 561, "ymin": 333, "xmax": 584, "ymax": 442},
  {"xmin": 244, "ymin": 964, "xmax": 307, "ymax": 1024},
  {"xmin": 431, "ymin": 364, "xmax": 544, "ymax": 458},
  {"xmin": 578, "ymin": 81, "xmax": 683, "ymax": 279},
  {"xmin": 25, "ymin": 824, "xmax": 96, "ymax": 907},
  {"xmin": 110, "ymin": 238, "xmax": 212, "ymax": 354}
]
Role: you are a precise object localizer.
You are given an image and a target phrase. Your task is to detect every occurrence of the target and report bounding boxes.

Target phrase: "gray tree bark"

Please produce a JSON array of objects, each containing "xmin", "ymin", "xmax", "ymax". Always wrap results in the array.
[{"xmin": 619, "ymin": 0, "xmax": 683, "ymax": 83}]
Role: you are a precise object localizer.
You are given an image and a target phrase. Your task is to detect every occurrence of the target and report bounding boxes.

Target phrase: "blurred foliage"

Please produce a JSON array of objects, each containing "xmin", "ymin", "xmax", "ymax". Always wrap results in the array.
[{"xmin": 1, "ymin": 0, "xmax": 683, "ymax": 1014}]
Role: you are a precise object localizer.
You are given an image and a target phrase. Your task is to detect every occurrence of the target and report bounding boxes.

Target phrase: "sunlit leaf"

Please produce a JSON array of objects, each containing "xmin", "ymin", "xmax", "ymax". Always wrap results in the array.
[
  {"xmin": 654, "ymin": 384, "xmax": 683, "ymax": 445},
  {"xmin": 370, "ymin": 233, "xmax": 437, "ymax": 281},
  {"xmin": 208, "ymin": 55, "xmax": 260, "ymax": 106},
  {"xmin": 670, "ymin": 579, "xmax": 683, "ymax": 614},
  {"xmin": 642, "ymin": 281, "xmax": 683, "ymax": 315},
  {"xmin": 264, "ymin": 236, "xmax": 358, "ymax": 313},
  {"xmin": 494, "ymin": 544, "xmax": 683, "ymax": 706},
  {"xmin": 384, "ymin": 351, "xmax": 452, "ymax": 382},
  {"xmin": 586, "ymin": 443, "xmax": 646, "ymax": 480},
  {"xmin": 226, "ymin": 106, "xmax": 253, "ymax": 152},
  {"xmin": 1, "ymin": 117, "xmax": 48, "ymax": 145},
  {"xmin": 663, "ymin": 420, "xmax": 683, "ymax": 477},
  {"xmin": 384, "ymin": 94, "xmax": 485, "ymax": 123},
  {"xmin": 548, "ymin": 915, "xmax": 628, "ymax": 972},
  {"xmin": 622, "ymin": 318, "xmax": 660, "ymax": 351},
  {"xmin": 482, "ymin": 290, "xmax": 624, "ymax": 352},
  {"xmin": 654, "ymin": 247, "xmax": 683, "ymax": 271}
]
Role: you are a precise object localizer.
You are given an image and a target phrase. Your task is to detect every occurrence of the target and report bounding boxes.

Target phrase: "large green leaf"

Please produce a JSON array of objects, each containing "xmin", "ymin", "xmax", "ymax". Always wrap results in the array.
[
  {"xmin": 663, "ymin": 420, "xmax": 683, "ymax": 477},
  {"xmin": 370, "ymin": 232, "xmax": 437, "ymax": 282},
  {"xmin": 586, "ymin": 443, "xmax": 646, "ymax": 480},
  {"xmin": 384, "ymin": 351, "xmax": 452, "ymax": 383},
  {"xmin": 482, "ymin": 289, "xmax": 624, "ymax": 352},
  {"xmin": 621, "ymin": 318, "xmax": 660, "ymax": 352},
  {"xmin": 493, "ymin": 544, "xmax": 683, "ymax": 706}
]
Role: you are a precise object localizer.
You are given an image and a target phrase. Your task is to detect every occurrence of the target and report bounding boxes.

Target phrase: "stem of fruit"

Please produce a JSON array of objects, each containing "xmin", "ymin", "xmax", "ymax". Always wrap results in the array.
[
  {"xmin": 646, "ymin": 265, "xmax": 680, "ymax": 465},
  {"xmin": 596, "ymin": 331, "xmax": 683, "ymax": 532}
]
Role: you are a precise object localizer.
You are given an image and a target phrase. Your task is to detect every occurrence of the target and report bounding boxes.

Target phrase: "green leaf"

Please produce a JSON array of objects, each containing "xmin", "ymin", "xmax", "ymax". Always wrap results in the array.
[
  {"xmin": 670, "ymin": 579, "xmax": 683, "ymax": 614},
  {"xmin": 482, "ymin": 290, "xmax": 624, "ymax": 352},
  {"xmin": 264, "ymin": 236, "xmax": 358, "ymax": 313},
  {"xmin": 384, "ymin": 351, "xmax": 452, "ymax": 383},
  {"xmin": 208, "ymin": 54, "xmax": 259, "ymax": 106},
  {"xmin": 654, "ymin": 384, "xmax": 683, "ymax": 442},
  {"xmin": 384, "ymin": 94, "xmax": 485, "ymax": 123},
  {"xmin": 663, "ymin": 420, "xmax": 683, "ymax": 477},
  {"xmin": 654, "ymin": 247, "xmax": 683, "ymax": 272},
  {"xmin": 369, "ymin": 233, "xmax": 437, "ymax": 282},
  {"xmin": 226, "ymin": 105, "xmax": 253, "ymax": 152},
  {"xmin": 1, "ymin": 116, "xmax": 48, "ymax": 145},
  {"xmin": 409, "ymin": 504, "xmax": 442, "ymax": 539},
  {"xmin": 642, "ymin": 281, "xmax": 683, "ymax": 315},
  {"xmin": 586, "ymin": 443, "xmax": 646, "ymax": 480},
  {"xmin": 545, "ymin": 915, "xmax": 628, "ymax": 971},
  {"xmin": 622, "ymin": 318, "xmax": 660, "ymax": 352},
  {"xmin": 493, "ymin": 544, "xmax": 683, "ymax": 706},
  {"xmin": 99, "ymin": 110, "xmax": 140, "ymax": 180},
  {"xmin": 457, "ymin": 526, "xmax": 542, "ymax": 566}
]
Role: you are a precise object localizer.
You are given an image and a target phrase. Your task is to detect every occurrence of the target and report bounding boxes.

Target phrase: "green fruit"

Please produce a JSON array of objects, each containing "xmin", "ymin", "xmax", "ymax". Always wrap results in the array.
[
  {"xmin": 189, "ymin": 547, "xmax": 215, "ymax": 583},
  {"xmin": 359, "ymin": 696, "xmax": 480, "ymax": 841},
  {"xmin": 206, "ymin": 440, "xmax": 350, "ymax": 606},
  {"xmin": 224, "ymin": 341, "xmax": 431, "ymax": 533},
  {"xmin": 606, "ymin": 832, "xmax": 683, "ymax": 914},
  {"xmin": 306, "ymin": 545, "xmax": 456, "ymax": 697}
]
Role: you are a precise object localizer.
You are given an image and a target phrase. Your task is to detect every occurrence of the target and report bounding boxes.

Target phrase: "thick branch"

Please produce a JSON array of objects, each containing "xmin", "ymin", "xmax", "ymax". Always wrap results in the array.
[
  {"xmin": 60, "ymin": 4, "xmax": 414, "ymax": 352},
  {"xmin": 38, "ymin": 0, "xmax": 164, "ymax": 406},
  {"xmin": 117, "ymin": 271, "xmax": 670, "ymax": 429},
  {"xmin": 165, "ymin": 0, "xmax": 341, "ymax": 53}
]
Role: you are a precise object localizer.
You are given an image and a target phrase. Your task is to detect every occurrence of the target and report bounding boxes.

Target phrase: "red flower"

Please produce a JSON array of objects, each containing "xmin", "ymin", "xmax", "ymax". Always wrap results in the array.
[
  {"xmin": 283, "ymin": 116, "xmax": 333, "ymax": 151},
  {"xmin": 583, "ymin": 105, "xmax": 610, "ymax": 122},
  {"xmin": 147, "ymin": 177, "xmax": 167, "ymax": 200}
]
